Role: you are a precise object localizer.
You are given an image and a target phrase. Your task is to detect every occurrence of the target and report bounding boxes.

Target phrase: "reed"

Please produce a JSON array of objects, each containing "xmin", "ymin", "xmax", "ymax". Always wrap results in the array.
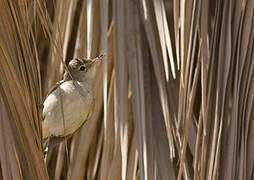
[{"xmin": 0, "ymin": 0, "xmax": 253, "ymax": 179}]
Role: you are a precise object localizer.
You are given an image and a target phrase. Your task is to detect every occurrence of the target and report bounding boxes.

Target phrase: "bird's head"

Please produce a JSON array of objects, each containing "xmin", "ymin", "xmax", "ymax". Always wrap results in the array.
[{"xmin": 64, "ymin": 55, "xmax": 104, "ymax": 82}]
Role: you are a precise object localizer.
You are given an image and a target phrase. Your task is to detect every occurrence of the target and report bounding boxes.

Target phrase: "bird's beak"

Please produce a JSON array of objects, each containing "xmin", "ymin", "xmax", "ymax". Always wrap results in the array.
[{"xmin": 91, "ymin": 54, "xmax": 106, "ymax": 64}]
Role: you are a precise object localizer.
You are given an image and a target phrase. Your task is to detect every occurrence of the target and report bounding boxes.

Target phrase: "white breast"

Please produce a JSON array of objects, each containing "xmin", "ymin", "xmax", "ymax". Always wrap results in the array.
[{"xmin": 42, "ymin": 81, "xmax": 94, "ymax": 139}]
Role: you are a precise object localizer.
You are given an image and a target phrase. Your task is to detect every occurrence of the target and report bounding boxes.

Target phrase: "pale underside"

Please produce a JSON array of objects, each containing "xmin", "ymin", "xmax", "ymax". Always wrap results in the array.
[{"xmin": 42, "ymin": 81, "xmax": 94, "ymax": 139}]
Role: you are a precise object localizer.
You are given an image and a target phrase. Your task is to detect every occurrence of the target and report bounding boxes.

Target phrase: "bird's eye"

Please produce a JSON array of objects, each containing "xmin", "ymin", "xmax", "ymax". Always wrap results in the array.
[{"xmin": 79, "ymin": 66, "xmax": 86, "ymax": 71}]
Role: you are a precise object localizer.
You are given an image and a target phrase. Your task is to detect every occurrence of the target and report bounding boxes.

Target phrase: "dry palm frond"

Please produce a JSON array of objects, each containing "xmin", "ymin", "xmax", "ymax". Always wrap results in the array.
[
  {"xmin": 0, "ymin": 0, "xmax": 254, "ymax": 180},
  {"xmin": 0, "ymin": 0, "xmax": 49, "ymax": 179}
]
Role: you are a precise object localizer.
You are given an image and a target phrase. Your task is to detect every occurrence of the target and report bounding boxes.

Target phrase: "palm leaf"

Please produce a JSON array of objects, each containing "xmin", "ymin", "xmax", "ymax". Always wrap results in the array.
[{"xmin": 0, "ymin": 0, "xmax": 254, "ymax": 179}]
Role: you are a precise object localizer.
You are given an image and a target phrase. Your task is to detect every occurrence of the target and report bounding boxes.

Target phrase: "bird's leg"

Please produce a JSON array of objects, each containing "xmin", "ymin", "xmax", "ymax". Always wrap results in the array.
[{"xmin": 43, "ymin": 137, "xmax": 50, "ymax": 160}]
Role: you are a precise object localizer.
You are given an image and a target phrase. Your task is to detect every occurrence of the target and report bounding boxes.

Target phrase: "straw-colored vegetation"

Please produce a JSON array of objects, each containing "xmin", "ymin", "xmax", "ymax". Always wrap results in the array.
[{"xmin": 0, "ymin": 0, "xmax": 253, "ymax": 179}]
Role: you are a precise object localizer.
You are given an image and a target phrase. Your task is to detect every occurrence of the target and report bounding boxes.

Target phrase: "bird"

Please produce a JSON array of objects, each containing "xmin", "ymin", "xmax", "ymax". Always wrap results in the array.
[{"xmin": 42, "ymin": 55, "xmax": 104, "ymax": 148}]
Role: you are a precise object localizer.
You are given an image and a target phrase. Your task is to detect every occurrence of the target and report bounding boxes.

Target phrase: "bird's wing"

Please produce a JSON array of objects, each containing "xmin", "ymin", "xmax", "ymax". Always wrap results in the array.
[
  {"xmin": 45, "ymin": 80, "xmax": 65, "ymax": 99},
  {"xmin": 43, "ymin": 98, "xmax": 95, "ymax": 149},
  {"xmin": 42, "ymin": 80, "xmax": 66, "ymax": 120},
  {"xmin": 45, "ymin": 67, "xmax": 74, "ymax": 99}
]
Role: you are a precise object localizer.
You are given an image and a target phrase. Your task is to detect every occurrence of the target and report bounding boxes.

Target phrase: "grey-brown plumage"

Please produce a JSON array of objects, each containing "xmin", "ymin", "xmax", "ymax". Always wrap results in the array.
[{"xmin": 42, "ymin": 56, "xmax": 103, "ymax": 147}]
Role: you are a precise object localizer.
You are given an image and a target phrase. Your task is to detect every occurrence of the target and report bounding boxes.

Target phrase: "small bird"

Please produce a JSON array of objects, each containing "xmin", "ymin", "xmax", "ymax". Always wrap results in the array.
[{"xmin": 42, "ymin": 55, "xmax": 103, "ymax": 148}]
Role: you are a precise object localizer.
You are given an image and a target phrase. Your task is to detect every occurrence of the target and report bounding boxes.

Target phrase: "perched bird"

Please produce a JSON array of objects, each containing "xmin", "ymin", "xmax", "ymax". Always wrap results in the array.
[{"xmin": 42, "ymin": 55, "xmax": 103, "ymax": 148}]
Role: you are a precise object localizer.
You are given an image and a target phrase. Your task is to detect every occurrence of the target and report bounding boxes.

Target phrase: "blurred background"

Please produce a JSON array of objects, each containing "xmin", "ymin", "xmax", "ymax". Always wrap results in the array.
[{"xmin": 0, "ymin": 0, "xmax": 253, "ymax": 179}]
